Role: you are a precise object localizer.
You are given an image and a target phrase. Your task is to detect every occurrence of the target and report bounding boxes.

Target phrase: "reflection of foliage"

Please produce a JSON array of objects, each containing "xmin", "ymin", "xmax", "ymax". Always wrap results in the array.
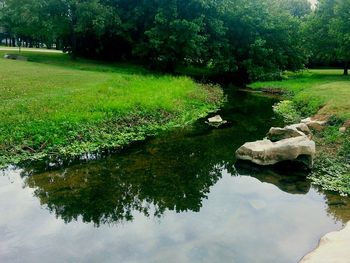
[
  {"xmin": 325, "ymin": 191, "xmax": 350, "ymax": 224},
  {"xmin": 23, "ymin": 151, "xmax": 223, "ymax": 226},
  {"xmin": 21, "ymin": 91, "xmax": 282, "ymax": 226}
]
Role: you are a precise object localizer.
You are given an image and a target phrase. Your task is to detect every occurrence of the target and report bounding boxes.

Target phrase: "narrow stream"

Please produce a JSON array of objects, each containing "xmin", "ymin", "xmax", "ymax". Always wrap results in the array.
[{"xmin": 1, "ymin": 90, "xmax": 349, "ymax": 263}]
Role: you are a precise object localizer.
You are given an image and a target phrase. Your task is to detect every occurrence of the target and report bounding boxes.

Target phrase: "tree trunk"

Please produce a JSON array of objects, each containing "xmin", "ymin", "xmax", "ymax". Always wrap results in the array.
[
  {"xmin": 344, "ymin": 61, "xmax": 348, "ymax": 76},
  {"xmin": 70, "ymin": 31, "xmax": 77, "ymax": 60},
  {"xmin": 69, "ymin": 4, "xmax": 78, "ymax": 60},
  {"xmin": 55, "ymin": 39, "xmax": 59, "ymax": 50}
]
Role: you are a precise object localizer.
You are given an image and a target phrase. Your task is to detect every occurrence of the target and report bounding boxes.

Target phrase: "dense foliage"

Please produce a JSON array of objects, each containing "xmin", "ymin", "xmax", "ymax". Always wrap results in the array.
[
  {"xmin": 0, "ymin": 0, "xmax": 311, "ymax": 80},
  {"xmin": 306, "ymin": 0, "xmax": 350, "ymax": 75}
]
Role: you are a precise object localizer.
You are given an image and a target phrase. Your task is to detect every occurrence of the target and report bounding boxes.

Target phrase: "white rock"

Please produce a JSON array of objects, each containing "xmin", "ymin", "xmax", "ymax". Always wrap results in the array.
[
  {"xmin": 267, "ymin": 123, "xmax": 312, "ymax": 141},
  {"xmin": 236, "ymin": 136, "xmax": 316, "ymax": 168},
  {"xmin": 339, "ymin": 127, "xmax": 346, "ymax": 133},
  {"xmin": 300, "ymin": 221, "xmax": 350, "ymax": 263},
  {"xmin": 301, "ymin": 117, "xmax": 327, "ymax": 131},
  {"xmin": 208, "ymin": 115, "xmax": 223, "ymax": 123}
]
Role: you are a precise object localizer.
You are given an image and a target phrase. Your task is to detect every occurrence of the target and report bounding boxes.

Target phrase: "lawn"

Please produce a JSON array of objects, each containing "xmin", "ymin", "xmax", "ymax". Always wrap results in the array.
[
  {"xmin": 0, "ymin": 50, "xmax": 223, "ymax": 167},
  {"xmin": 249, "ymin": 69, "xmax": 350, "ymax": 120}
]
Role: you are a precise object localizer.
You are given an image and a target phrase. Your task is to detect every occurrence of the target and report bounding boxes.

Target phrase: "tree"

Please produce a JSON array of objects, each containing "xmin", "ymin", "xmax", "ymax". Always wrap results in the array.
[
  {"xmin": 134, "ymin": 1, "xmax": 207, "ymax": 71},
  {"xmin": 1, "ymin": 0, "xmax": 310, "ymax": 80},
  {"xmin": 215, "ymin": 0, "xmax": 308, "ymax": 81},
  {"xmin": 306, "ymin": 0, "xmax": 350, "ymax": 75},
  {"xmin": 44, "ymin": 0, "xmax": 121, "ymax": 58},
  {"xmin": 330, "ymin": 0, "xmax": 350, "ymax": 75},
  {"xmin": 0, "ymin": 0, "xmax": 43, "ymax": 47}
]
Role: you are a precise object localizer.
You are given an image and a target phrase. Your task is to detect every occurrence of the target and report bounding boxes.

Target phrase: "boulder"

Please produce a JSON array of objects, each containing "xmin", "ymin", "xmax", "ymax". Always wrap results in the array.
[
  {"xmin": 267, "ymin": 123, "xmax": 312, "ymax": 141},
  {"xmin": 301, "ymin": 117, "xmax": 327, "ymax": 131},
  {"xmin": 300, "ymin": 221, "xmax": 350, "ymax": 263},
  {"xmin": 235, "ymin": 136, "xmax": 316, "ymax": 169}
]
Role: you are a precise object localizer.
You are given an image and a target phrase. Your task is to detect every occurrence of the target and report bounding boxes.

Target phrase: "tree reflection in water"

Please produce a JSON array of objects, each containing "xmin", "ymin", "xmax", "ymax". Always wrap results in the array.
[{"xmin": 22, "ymin": 139, "xmax": 226, "ymax": 226}]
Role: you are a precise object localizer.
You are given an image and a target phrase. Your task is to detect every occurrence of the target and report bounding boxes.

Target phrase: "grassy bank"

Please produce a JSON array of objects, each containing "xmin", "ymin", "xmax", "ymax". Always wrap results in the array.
[
  {"xmin": 249, "ymin": 69, "xmax": 350, "ymax": 196},
  {"xmin": 250, "ymin": 69, "xmax": 350, "ymax": 119},
  {"xmin": 0, "ymin": 51, "xmax": 223, "ymax": 168}
]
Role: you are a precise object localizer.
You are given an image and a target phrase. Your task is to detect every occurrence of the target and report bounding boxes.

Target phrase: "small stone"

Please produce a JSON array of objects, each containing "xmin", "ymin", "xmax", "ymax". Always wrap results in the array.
[
  {"xmin": 339, "ymin": 127, "xmax": 346, "ymax": 133},
  {"xmin": 208, "ymin": 115, "xmax": 223, "ymax": 123}
]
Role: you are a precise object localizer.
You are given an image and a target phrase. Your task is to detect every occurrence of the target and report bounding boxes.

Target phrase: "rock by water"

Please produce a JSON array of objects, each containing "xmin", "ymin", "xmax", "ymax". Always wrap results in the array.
[
  {"xmin": 235, "ymin": 136, "xmax": 316, "ymax": 169},
  {"xmin": 301, "ymin": 117, "xmax": 327, "ymax": 131},
  {"xmin": 208, "ymin": 115, "xmax": 223, "ymax": 123},
  {"xmin": 300, "ymin": 221, "xmax": 350, "ymax": 263},
  {"xmin": 267, "ymin": 123, "xmax": 312, "ymax": 141},
  {"xmin": 206, "ymin": 115, "xmax": 227, "ymax": 127}
]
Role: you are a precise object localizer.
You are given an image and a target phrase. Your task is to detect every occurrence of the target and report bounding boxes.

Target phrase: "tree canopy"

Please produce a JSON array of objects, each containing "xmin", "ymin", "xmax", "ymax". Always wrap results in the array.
[
  {"xmin": 305, "ymin": 0, "xmax": 350, "ymax": 75},
  {"xmin": 1, "ymin": 0, "xmax": 347, "ymax": 79}
]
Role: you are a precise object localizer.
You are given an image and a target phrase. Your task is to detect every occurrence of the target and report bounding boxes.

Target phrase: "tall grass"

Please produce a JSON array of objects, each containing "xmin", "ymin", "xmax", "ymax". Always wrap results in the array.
[
  {"xmin": 249, "ymin": 69, "xmax": 350, "ymax": 119},
  {"xmin": 0, "ymin": 52, "xmax": 223, "ymax": 167}
]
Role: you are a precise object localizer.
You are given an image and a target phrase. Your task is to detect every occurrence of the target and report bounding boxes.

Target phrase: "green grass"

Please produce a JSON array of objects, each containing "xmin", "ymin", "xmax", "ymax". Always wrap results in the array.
[
  {"xmin": 249, "ymin": 69, "xmax": 350, "ymax": 120},
  {"xmin": 0, "ymin": 51, "xmax": 223, "ymax": 167}
]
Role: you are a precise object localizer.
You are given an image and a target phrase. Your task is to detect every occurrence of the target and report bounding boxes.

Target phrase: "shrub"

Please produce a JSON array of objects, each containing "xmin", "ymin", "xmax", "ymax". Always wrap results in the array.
[
  {"xmin": 321, "ymin": 126, "xmax": 342, "ymax": 143},
  {"xmin": 309, "ymin": 155, "xmax": 350, "ymax": 196},
  {"xmin": 339, "ymin": 137, "xmax": 350, "ymax": 161},
  {"xmin": 327, "ymin": 115, "xmax": 344, "ymax": 127},
  {"xmin": 272, "ymin": 100, "xmax": 301, "ymax": 124},
  {"xmin": 293, "ymin": 93, "xmax": 324, "ymax": 117}
]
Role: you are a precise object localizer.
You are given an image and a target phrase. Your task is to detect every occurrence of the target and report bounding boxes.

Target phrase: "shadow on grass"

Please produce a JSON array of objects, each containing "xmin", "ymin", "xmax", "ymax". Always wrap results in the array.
[{"xmin": 0, "ymin": 50, "xmax": 153, "ymax": 76}]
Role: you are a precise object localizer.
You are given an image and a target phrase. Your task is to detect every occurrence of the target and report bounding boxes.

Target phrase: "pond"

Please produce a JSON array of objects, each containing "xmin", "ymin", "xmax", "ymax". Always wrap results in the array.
[{"xmin": 0, "ymin": 90, "xmax": 349, "ymax": 263}]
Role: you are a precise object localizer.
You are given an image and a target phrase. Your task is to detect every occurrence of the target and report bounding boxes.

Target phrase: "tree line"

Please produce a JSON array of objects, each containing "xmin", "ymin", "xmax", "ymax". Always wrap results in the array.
[{"xmin": 0, "ymin": 0, "xmax": 349, "ymax": 79}]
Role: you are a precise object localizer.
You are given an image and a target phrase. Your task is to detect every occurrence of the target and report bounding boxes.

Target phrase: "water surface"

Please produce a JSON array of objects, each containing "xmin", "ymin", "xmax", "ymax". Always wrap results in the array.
[{"xmin": 1, "ymin": 90, "xmax": 349, "ymax": 263}]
